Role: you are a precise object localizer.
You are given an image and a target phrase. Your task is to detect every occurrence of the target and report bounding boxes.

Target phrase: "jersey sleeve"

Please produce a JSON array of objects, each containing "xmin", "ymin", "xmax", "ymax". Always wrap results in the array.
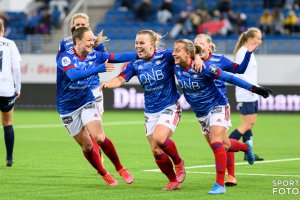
[
  {"xmin": 57, "ymin": 53, "xmax": 75, "ymax": 72},
  {"xmin": 11, "ymin": 41, "xmax": 22, "ymax": 66},
  {"xmin": 109, "ymin": 52, "xmax": 138, "ymax": 63},
  {"xmin": 220, "ymin": 55, "xmax": 236, "ymax": 72},
  {"xmin": 56, "ymin": 39, "xmax": 65, "ymax": 62},
  {"xmin": 11, "ymin": 41, "xmax": 22, "ymax": 93},
  {"xmin": 164, "ymin": 49, "xmax": 175, "ymax": 63},
  {"xmin": 94, "ymin": 43, "xmax": 106, "ymax": 53},
  {"xmin": 118, "ymin": 62, "xmax": 136, "ymax": 82},
  {"xmin": 214, "ymin": 69, "xmax": 253, "ymax": 90}
]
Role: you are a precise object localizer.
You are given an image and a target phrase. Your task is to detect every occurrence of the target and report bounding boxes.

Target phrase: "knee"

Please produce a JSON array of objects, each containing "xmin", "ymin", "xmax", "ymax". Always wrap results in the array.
[
  {"xmin": 2, "ymin": 119, "xmax": 12, "ymax": 127},
  {"xmin": 151, "ymin": 145, "xmax": 164, "ymax": 155},
  {"xmin": 95, "ymin": 134, "xmax": 106, "ymax": 144},
  {"xmin": 223, "ymin": 143, "xmax": 231, "ymax": 151},
  {"xmin": 81, "ymin": 142, "xmax": 93, "ymax": 152},
  {"xmin": 246, "ymin": 123, "xmax": 254, "ymax": 130}
]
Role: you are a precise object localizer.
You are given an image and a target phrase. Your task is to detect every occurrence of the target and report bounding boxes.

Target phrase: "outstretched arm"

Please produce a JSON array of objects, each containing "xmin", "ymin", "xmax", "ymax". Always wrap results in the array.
[
  {"xmin": 215, "ymin": 69, "xmax": 272, "ymax": 98},
  {"xmin": 101, "ymin": 76, "xmax": 126, "ymax": 89},
  {"xmin": 66, "ymin": 60, "xmax": 115, "ymax": 82}
]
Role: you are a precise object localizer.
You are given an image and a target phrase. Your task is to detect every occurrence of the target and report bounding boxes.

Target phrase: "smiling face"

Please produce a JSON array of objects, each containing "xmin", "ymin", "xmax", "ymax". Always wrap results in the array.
[
  {"xmin": 135, "ymin": 33, "xmax": 155, "ymax": 59},
  {"xmin": 194, "ymin": 36, "xmax": 211, "ymax": 60},
  {"xmin": 172, "ymin": 42, "xmax": 190, "ymax": 66},
  {"xmin": 248, "ymin": 31, "xmax": 262, "ymax": 47},
  {"xmin": 76, "ymin": 30, "xmax": 95, "ymax": 55}
]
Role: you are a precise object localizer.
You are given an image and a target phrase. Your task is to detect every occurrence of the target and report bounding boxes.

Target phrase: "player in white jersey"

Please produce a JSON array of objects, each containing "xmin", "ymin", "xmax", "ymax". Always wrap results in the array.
[
  {"xmin": 102, "ymin": 29, "xmax": 203, "ymax": 191},
  {"xmin": 0, "ymin": 21, "xmax": 21, "ymax": 167},
  {"xmin": 229, "ymin": 28, "xmax": 265, "ymax": 162}
]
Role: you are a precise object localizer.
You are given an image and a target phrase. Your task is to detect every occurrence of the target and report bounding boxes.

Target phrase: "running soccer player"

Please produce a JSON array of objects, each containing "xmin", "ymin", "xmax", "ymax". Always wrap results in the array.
[
  {"xmin": 101, "ymin": 29, "xmax": 203, "ymax": 191},
  {"xmin": 56, "ymin": 27, "xmax": 133, "ymax": 186},
  {"xmin": 172, "ymin": 38, "xmax": 271, "ymax": 194},
  {"xmin": 57, "ymin": 13, "xmax": 136, "ymax": 184},
  {"xmin": 194, "ymin": 33, "xmax": 260, "ymax": 186}
]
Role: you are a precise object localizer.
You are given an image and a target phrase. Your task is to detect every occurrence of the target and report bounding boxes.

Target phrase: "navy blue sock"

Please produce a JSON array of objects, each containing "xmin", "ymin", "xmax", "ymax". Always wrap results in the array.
[
  {"xmin": 4, "ymin": 125, "xmax": 14, "ymax": 161},
  {"xmin": 243, "ymin": 130, "xmax": 253, "ymax": 143},
  {"xmin": 229, "ymin": 129, "xmax": 243, "ymax": 141}
]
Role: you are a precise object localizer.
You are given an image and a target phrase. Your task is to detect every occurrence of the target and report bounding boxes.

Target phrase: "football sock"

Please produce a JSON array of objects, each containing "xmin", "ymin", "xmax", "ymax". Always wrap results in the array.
[
  {"xmin": 229, "ymin": 129, "xmax": 243, "ymax": 140},
  {"xmin": 4, "ymin": 125, "xmax": 14, "ymax": 161},
  {"xmin": 83, "ymin": 147, "xmax": 107, "ymax": 176},
  {"xmin": 242, "ymin": 130, "xmax": 253, "ymax": 142},
  {"xmin": 100, "ymin": 137, "xmax": 123, "ymax": 171},
  {"xmin": 226, "ymin": 152, "xmax": 235, "ymax": 177},
  {"xmin": 154, "ymin": 153, "xmax": 177, "ymax": 182},
  {"xmin": 228, "ymin": 139, "xmax": 249, "ymax": 152},
  {"xmin": 160, "ymin": 138, "xmax": 182, "ymax": 165},
  {"xmin": 211, "ymin": 142, "xmax": 226, "ymax": 186}
]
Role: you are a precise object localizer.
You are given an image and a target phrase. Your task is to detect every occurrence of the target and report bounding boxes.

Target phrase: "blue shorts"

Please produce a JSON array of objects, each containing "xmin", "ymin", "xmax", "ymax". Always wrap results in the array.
[
  {"xmin": 0, "ymin": 95, "xmax": 16, "ymax": 112},
  {"xmin": 238, "ymin": 101, "xmax": 258, "ymax": 115}
]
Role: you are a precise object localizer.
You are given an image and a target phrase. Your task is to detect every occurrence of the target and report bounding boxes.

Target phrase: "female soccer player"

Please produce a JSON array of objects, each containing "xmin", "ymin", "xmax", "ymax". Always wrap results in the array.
[
  {"xmin": 56, "ymin": 27, "xmax": 134, "ymax": 186},
  {"xmin": 0, "ymin": 21, "xmax": 21, "ymax": 167},
  {"xmin": 172, "ymin": 38, "xmax": 271, "ymax": 194},
  {"xmin": 230, "ymin": 28, "xmax": 265, "ymax": 162},
  {"xmin": 57, "ymin": 13, "xmax": 135, "ymax": 184},
  {"xmin": 194, "ymin": 33, "xmax": 260, "ymax": 186},
  {"xmin": 101, "ymin": 29, "xmax": 203, "ymax": 190}
]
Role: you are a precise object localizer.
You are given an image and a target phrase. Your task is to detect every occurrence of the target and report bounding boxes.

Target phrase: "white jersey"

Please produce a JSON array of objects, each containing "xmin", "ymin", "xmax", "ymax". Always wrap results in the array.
[
  {"xmin": 234, "ymin": 46, "xmax": 258, "ymax": 102},
  {"xmin": 0, "ymin": 37, "xmax": 22, "ymax": 97}
]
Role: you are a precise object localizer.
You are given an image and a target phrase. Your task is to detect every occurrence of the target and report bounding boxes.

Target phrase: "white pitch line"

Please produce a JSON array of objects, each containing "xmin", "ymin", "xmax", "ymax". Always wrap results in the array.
[
  {"xmin": 185, "ymin": 171, "xmax": 300, "ymax": 178},
  {"xmin": 143, "ymin": 158, "xmax": 300, "ymax": 172},
  {"xmin": 14, "ymin": 119, "xmax": 197, "ymax": 129}
]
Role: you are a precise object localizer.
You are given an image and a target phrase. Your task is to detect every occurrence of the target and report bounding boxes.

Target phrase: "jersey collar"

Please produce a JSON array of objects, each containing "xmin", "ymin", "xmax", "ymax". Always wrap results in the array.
[
  {"xmin": 204, "ymin": 53, "xmax": 212, "ymax": 62},
  {"xmin": 179, "ymin": 59, "xmax": 193, "ymax": 71},
  {"xmin": 144, "ymin": 50, "xmax": 155, "ymax": 61},
  {"xmin": 73, "ymin": 48, "xmax": 87, "ymax": 60}
]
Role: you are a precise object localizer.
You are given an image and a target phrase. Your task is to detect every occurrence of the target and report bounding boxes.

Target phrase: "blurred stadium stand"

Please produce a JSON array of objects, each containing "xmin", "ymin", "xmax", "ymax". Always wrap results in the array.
[{"xmin": 2, "ymin": 0, "xmax": 300, "ymax": 54}]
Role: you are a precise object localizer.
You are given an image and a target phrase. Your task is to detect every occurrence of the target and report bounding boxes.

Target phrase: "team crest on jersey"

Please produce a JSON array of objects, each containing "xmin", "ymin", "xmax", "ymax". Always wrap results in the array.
[
  {"xmin": 209, "ymin": 64, "xmax": 217, "ymax": 74},
  {"xmin": 193, "ymin": 74, "xmax": 198, "ymax": 78},
  {"xmin": 88, "ymin": 61, "xmax": 93, "ymax": 65},
  {"xmin": 155, "ymin": 60, "xmax": 161, "ymax": 65},
  {"xmin": 62, "ymin": 56, "xmax": 71, "ymax": 67}
]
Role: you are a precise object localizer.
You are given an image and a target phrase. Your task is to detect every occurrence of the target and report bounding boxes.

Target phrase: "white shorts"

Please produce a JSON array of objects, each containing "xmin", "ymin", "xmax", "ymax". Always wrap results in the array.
[
  {"xmin": 144, "ymin": 102, "xmax": 182, "ymax": 136},
  {"xmin": 92, "ymin": 86, "xmax": 104, "ymax": 117},
  {"xmin": 197, "ymin": 105, "xmax": 230, "ymax": 135},
  {"xmin": 59, "ymin": 102, "xmax": 101, "ymax": 137}
]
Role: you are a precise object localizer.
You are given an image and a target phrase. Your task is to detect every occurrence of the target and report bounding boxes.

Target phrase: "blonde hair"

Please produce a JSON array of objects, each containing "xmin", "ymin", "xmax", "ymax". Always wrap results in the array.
[
  {"xmin": 70, "ymin": 13, "xmax": 89, "ymax": 29},
  {"xmin": 233, "ymin": 27, "xmax": 261, "ymax": 56},
  {"xmin": 137, "ymin": 29, "xmax": 163, "ymax": 48},
  {"xmin": 0, "ymin": 20, "xmax": 4, "ymax": 36},
  {"xmin": 194, "ymin": 34, "xmax": 216, "ymax": 53},
  {"xmin": 175, "ymin": 39, "xmax": 202, "ymax": 59}
]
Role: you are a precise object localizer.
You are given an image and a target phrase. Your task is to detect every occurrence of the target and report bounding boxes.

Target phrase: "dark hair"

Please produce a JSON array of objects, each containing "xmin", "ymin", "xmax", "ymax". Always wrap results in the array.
[{"xmin": 72, "ymin": 26, "xmax": 91, "ymax": 45}]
